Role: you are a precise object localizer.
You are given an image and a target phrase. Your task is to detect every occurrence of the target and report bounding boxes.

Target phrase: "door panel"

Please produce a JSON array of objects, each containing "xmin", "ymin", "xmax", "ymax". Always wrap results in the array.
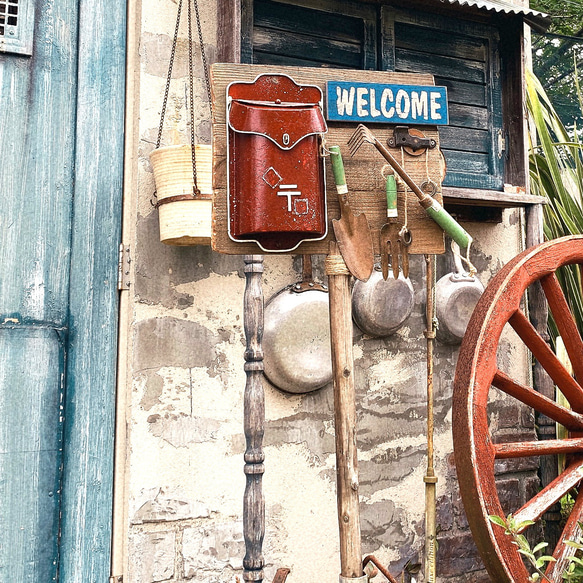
[{"xmin": 0, "ymin": 328, "xmax": 65, "ymax": 583}]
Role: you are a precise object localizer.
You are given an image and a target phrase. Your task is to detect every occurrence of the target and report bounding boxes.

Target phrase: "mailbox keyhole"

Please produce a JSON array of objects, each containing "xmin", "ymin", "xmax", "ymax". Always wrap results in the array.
[{"xmin": 283, "ymin": 133, "xmax": 290, "ymax": 146}]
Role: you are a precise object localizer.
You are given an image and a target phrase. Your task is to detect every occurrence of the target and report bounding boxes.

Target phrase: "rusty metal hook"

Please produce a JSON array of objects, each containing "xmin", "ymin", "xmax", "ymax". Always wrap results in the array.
[
  {"xmin": 363, "ymin": 555, "xmax": 400, "ymax": 583},
  {"xmin": 272, "ymin": 567, "xmax": 291, "ymax": 583}
]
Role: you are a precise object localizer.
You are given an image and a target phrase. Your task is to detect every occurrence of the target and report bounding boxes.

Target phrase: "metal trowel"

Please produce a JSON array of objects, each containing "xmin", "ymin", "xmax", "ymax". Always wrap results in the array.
[{"xmin": 328, "ymin": 146, "xmax": 374, "ymax": 282}]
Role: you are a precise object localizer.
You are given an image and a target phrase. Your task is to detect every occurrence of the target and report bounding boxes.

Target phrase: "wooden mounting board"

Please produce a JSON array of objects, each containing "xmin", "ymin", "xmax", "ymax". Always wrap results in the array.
[{"xmin": 211, "ymin": 63, "xmax": 446, "ymax": 256}]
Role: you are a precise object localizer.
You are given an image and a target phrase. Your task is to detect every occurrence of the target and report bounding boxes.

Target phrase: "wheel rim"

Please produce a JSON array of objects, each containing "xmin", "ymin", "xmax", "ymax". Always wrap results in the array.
[{"xmin": 453, "ymin": 235, "xmax": 583, "ymax": 582}]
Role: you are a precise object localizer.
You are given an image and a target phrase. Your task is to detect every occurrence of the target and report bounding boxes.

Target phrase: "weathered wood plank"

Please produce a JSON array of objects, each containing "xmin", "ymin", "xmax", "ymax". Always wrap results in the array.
[
  {"xmin": 442, "ymin": 150, "xmax": 490, "ymax": 174},
  {"xmin": 448, "ymin": 103, "xmax": 489, "ymax": 130},
  {"xmin": 211, "ymin": 63, "xmax": 445, "ymax": 256},
  {"xmin": 437, "ymin": 77, "xmax": 487, "ymax": 108},
  {"xmin": 439, "ymin": 126, "xmax": 491, "ymax": 154},
  {"xmin": 0, "ymin": 327, "xmax": 64, "ymax": 583},
  {"xmin": 217, "ymin": 0, "xmax": 241, "ymax": 63},
  {"xmin": 254, "ymin": 0, "xmax": 364, "ymax": 43},
  {"xmin": 253, "ymin": 52, "xmax": 347, "ymax": 68},
  {"xmin": 443, "ymin": 187, "xmax": 545, "ymax": 208},
  {"xmin": 443, "ymin": 170, "xmax": 503, "ymax": 191},
  {"xmin": 0, "ymin": 1, "xmax": 77, "ymax": 580},
  {"xmin": 0, "ymin": 1, "xmax": 78, "ymax": 325},
  {"xmin": 253, "ymin": 28, "xmax": 363, "ymax": 68},
  {"xmin": 396, "ymin": 48, "xmax": 486, "ymax": 85},
  {"xmin": 395, "ymin": 22, "xmax": 487, "ymax": 62},
  {"xmin": 58, "ymin": 0, "xmax": 126, "ymax": 580}
]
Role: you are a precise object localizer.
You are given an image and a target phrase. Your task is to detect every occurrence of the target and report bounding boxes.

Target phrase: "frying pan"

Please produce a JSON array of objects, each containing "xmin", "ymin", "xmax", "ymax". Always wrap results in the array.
[{"xmin": 263, "ymin": 256, "xmax": 332, "ymax": 394}]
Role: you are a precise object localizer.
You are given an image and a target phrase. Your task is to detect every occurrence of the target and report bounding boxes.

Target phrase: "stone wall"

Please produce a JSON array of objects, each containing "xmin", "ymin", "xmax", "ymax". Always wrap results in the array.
[{"xmin": 120, "ymin": 1, "xmax": 535, "ymax": 581}]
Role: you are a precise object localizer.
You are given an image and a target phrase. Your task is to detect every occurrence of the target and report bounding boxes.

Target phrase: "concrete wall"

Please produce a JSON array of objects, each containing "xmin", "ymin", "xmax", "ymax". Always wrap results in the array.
[{"xmin": 118, "ymin": 1, "xmax": 534, "ymax": 581}]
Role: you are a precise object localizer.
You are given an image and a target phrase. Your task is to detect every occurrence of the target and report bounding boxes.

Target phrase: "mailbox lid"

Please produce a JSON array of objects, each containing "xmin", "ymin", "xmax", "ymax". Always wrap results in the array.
[{"xmin": 228, "ymin": 100, "xmax": 327, "ymax": 150}]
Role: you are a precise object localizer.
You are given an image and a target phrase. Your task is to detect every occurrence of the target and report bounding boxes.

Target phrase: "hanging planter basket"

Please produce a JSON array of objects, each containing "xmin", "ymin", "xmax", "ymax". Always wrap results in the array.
[
  {"xmin": 151, "ymin": 0, "xmax": 213, "ymax": 246},
  {"xmin": 150, "ymin": 144, "xmax": 212, "ymax": 245}
]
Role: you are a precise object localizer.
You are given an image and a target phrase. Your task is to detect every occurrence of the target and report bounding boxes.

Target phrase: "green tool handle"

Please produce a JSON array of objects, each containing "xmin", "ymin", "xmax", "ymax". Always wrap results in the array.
[
  {"xmin": 329, "ymin": 146, "xmax": 346, "ymax": 188},
  {"xmin": 329, "ymin": 146, "xmax": 352, "ymax": 213},
  {"xmin": 419, "ymin": 197, "xmax": 473, "ymax": 251},
  {"xmin": 386, "ymin": 174, "xmax": 398, "ymax": 218}
]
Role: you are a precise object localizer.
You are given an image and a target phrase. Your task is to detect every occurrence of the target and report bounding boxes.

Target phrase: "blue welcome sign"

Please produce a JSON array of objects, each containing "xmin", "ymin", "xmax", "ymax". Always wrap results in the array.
[{"xmin": 326, "ymin": 81, "xmax": 449, "ymax": 125}]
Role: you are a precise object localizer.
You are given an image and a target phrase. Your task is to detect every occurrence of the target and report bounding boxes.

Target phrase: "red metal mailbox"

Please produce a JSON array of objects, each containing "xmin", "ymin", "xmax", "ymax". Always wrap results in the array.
[{"xmin": 227, "ymin": 74, "xmax": 328, "ymax": 252}]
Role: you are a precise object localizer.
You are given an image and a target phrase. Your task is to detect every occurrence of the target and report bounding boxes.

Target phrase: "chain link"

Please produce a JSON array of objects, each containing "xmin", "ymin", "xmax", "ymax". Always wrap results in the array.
[
  {"xmin": 156, "ymin": 0, "xmax": 184, "ymax": 150},
  {"xmin": 155, "ymin": 0, "xmax": 212, "ymax": 197},
  {"xmin": 193, "ymin": 0, "xmax": 212, "ymax": 113},
  {"xmin": 186, "ymin": 0, "xmax": 199, "ymax": 194}
]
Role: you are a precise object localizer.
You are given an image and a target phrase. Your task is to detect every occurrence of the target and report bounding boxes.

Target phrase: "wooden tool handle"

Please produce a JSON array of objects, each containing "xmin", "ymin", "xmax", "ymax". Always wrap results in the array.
[
  {"xmin": 329, "ymin": 146, "xmax": 351, "ymax": 210},
  {"xmin": 327, "ymin": 242, "xmax": 364, "ymax": 579},
  {"xmin": 386, "ymin": 174, "xmax": 398, "ymax": 218}
]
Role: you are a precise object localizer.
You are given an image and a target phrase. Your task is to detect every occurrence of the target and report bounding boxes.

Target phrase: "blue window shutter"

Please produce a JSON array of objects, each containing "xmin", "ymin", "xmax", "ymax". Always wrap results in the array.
[
  {"xmin": 247, "ymin": 0, "xmax": 505, "ymax": 191},
  {"xmin": 390, "ymin": 9, "xmax": 504, "ymax": 190}
]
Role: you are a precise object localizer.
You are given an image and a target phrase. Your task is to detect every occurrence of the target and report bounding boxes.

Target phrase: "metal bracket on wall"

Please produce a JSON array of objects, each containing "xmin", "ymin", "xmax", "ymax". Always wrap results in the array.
[
  {"xmin": 387, "ymin": 126, "xmax": 436, "ymax": 153},
  {"xmin": 117, "ymin": 244, "xmax": 131, "ymax": 291}
]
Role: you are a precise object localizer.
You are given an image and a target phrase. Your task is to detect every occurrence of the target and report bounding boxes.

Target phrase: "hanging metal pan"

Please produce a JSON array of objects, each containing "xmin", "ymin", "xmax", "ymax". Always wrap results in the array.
[
  {"xmin": 263, "ymin": 256, "xmax": 332, "ymax": 394},
  {"xmin": 435, "ymin": 242, "xmax": 484, "ymax": 345},
  {"xmin": 352, "ymin": 265, "xmax": 414, "ymax": 337}
]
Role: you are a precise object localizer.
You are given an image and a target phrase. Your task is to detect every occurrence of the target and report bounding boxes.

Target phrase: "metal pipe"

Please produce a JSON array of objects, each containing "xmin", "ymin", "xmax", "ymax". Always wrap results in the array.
[{"xmin": 424, "ymin": 255, "xmax": 438, "ymax": 583}]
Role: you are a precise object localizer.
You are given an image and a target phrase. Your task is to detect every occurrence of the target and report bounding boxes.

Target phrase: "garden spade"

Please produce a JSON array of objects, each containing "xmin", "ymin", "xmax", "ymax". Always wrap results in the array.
[{"xmin": 328, "ymin": 146, "xmax": 374, "ymax": 282}]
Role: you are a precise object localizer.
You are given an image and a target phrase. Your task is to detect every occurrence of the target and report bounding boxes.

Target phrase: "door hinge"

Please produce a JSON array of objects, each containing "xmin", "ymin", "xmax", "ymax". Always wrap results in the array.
[
  {"xmin": 110, "ymin": 576, "xmax": 123, "ymax": 583},
  {"xmin": 118, "ymin": 244, "xmax": 131, "ymax": 291},
  {"xmin": 497, "ymin": 129, "xmax": 506, "ymax": 158}
]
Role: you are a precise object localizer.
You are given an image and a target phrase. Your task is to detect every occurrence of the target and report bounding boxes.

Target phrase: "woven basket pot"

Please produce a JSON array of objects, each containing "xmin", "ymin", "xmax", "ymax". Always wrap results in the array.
[{"xmin": 150, "ymin": 144, "xmax": 212, "ymax": 245}]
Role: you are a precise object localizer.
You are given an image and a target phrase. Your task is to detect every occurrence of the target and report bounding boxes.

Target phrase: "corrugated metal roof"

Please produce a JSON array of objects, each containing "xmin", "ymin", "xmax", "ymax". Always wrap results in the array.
[{"xmin": 437, "ymin": 0, "xmax": 551, "ymax": 30}]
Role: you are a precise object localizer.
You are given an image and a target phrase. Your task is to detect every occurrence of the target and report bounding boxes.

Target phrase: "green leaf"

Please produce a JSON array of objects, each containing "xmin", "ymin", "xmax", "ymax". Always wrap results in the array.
[
  {"xmin": 489, "ymin": 515, "xmax": 508, "ymax": 528},
  {"xmin": 533, "ymin": 541, "xmax": 549, "ymax": 554}
]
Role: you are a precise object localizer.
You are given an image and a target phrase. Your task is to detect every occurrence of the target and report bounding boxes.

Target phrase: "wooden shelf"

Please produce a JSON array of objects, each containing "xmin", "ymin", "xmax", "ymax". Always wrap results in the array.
[{"xmin": 443, "ymin": 187, "xmax": 547, "ymax": 208}]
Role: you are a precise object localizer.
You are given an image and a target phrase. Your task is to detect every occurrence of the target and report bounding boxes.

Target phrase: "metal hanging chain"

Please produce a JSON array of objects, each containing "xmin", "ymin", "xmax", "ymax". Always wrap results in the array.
[
  {"xmin": 155, "ymin": 0, "xmax": 213, "ymax": 197},
  {"xmin": 156, "ymin": 0, "xmax": 184, "ymax": 150},
  {"xmin": 193, "ymin": 0, "xmax": 213, "ymax": 111},
  {"xmin": 186, "ymin": 0, "xmax": 199, "ymax": 194}
]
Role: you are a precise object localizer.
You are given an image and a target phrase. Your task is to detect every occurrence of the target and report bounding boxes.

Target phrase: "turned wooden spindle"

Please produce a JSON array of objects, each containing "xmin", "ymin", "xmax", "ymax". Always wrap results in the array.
[{"xmin": 243, "ymin": 254, "xmax": 266, "ymax": 583}]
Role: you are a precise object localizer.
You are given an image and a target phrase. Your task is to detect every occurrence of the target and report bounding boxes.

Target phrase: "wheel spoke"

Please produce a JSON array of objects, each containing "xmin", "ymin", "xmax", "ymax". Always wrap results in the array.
[
  {"xmin": 512, "ymin": 461, "xmax": 583, "ymax": 527},
  {"xmin": 495, "ymin": 437, "xmax": 583, "ymax": 459},
  {"xmin": 493, "ymin": 370, "xmax": 583, "ymax": 432},
  {"xmin": 508, "ymin": 310, "xmax": 583, "ymax": 412},
  {"xmin": 545, "ymin": 487, "xmax": 583, "ymax": 580},
  {"xmin": 541, "ymin": 273, "xmax": 583, "ymax": 383}
]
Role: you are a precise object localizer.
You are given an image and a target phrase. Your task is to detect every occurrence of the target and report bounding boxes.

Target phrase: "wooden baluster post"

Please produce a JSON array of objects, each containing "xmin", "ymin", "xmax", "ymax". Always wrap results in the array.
[{"xmin": 243, "ymin": 254, "xmax": 265, "ymax": 583}]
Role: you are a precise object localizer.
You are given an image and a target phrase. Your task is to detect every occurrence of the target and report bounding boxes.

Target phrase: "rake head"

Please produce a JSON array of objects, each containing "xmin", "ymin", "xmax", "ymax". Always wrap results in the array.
[{"xmin": 347, "ymin": 123, "xmax": 377, "ymax": 157}]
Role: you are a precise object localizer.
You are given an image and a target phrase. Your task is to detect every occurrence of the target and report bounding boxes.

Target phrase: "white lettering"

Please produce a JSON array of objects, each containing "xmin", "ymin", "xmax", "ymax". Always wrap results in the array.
[
  {"xmin": 356, "ymin": 87, "xmax": 369, "ymax": 117},
  {"xmin": 411, "ymin": 91, "xmax": 428, "ymax": 120},
  {"xmin": 380, "ymin": 88, "xmax": 394, "ymax": 118},
  {"xmin": 369, "ymin": 88, "xmax": 381, "ymax": 117},
  {"xmin": 336, "ymin": 86, "xmax": 355, "ymax": 116},
  {"xmin": 395, "ymin": 89, "xmax": 410, "ymax": 119},
  {"xmin": 430, "ymin": 92, "xmax": 442, "ymax": 120}
]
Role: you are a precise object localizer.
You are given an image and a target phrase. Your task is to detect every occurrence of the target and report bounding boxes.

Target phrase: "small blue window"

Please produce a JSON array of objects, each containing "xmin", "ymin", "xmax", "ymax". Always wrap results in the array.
[{"xmin": 0, "ymin": 0, "xmax": 35, "ymax": 56}]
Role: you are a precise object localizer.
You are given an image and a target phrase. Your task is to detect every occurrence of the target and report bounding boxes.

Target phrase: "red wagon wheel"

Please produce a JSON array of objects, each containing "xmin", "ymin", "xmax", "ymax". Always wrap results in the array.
[{"xmin": 453, "ymin": 235, "xmax": 583, "ymax": 582}]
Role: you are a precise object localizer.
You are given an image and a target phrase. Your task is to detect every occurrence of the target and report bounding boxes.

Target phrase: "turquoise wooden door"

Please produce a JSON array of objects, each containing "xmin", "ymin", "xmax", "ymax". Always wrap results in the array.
[{"xmin": 0, "ymin": 0, "xmax": 126, "ymax": 581}]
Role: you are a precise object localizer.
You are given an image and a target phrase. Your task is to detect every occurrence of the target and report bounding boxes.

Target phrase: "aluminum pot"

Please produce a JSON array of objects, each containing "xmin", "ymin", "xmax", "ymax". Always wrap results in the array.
[
  {"xmin": 435, "ymin": 245, "xmax": 484, "ymax": 344},
  {"xmin": 352, "ymin": 266, "xmax": 414, "ymax": 337},
  {"xmin": 263, "ymin": 257, "xmax": 332, "ymax": 394}
]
